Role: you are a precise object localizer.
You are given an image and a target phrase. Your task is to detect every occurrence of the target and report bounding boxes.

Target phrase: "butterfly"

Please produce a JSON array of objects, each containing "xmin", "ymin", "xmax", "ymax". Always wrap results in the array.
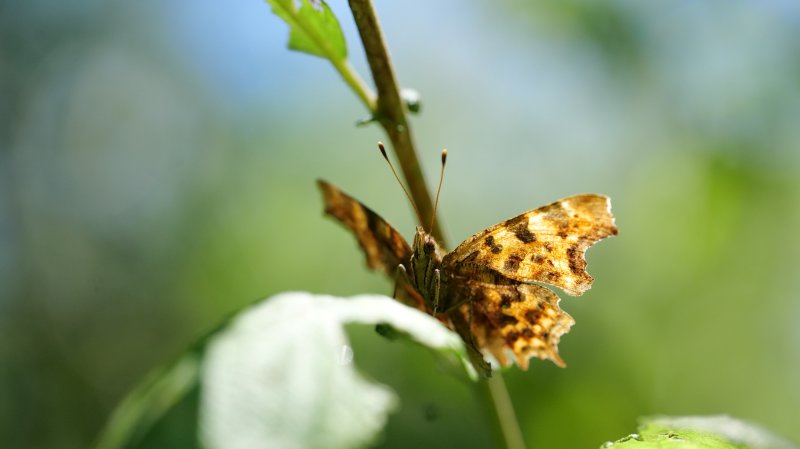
[{"xmin": 318, "ymin": 162, "xmax": 616, "ymax": 377}]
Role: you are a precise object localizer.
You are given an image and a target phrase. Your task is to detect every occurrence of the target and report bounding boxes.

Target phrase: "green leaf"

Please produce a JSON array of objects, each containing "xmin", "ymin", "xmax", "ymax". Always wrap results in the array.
[
  {"xmin": 93, "ymin": 355, "xmax": 200, "ymax": 449},
  {"xmin": 266, "ymin": 0, "xmax": 347, "ymax": 61},
  {"xmin": 601, "ymin": 416, "xmax": 798, "ymax": 449},
  {"xmin": 200, "ymin": 292, "xmax": 471, "ymax": 449}
]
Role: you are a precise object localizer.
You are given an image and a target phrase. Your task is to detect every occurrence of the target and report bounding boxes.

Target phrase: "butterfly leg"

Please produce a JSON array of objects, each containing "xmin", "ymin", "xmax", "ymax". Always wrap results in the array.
[
  {"xmin": 432, "ymin": 269, "xmax": 441, "ymax": 315},
  {"xmin": 392, "ymin": 264, "xmax": 411, "ymax": 300}
]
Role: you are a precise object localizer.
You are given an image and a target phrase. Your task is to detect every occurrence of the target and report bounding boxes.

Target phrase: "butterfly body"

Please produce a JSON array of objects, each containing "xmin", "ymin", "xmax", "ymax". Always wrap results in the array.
[
  {"xmin": 406, "ymin": 227, "xmax": 439, "ymax": 308},
  {"xmin": 318, "ymin": 179, "xmax": 617, "ymax": 375}
]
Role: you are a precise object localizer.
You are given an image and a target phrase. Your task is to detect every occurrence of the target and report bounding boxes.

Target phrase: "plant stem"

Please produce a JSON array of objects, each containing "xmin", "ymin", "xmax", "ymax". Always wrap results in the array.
[
  {"xmin": 346, "ymin": 2, "xmax": 527, "ymax": 448},
  {"xmin": 479, "ymin": 375, "xmax": 528, "ymax": 449},
  {"xmin": 334, "ymin": 58, "xmax": 377, "ymax": 112},
  {"xmin": 347, "ymin": 0, "xmax": 444, "ymax": 243},
  {"xmin": 281, "ymin": 1, "xmax": 377, "ymax": 111}
]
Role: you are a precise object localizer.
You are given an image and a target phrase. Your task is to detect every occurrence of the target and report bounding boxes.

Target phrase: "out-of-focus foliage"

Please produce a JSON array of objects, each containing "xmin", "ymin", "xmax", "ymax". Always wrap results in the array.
[
  {"xmin": 603, "ymin": 415, "xmax": 799, "ymax": 449},
  {"xmin": 95, "ymin": 354, "xmax": 199, "ymax": 449},
  {"xmin": 1, "ymin": 1, "xmax": 798, "ymax": 449}
]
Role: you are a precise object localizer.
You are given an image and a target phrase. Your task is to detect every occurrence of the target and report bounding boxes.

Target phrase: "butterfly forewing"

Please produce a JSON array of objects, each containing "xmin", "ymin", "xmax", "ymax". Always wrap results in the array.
[
  {"xmin": 442, "ymin": 194, "xmax": 618, "ymax": 296},
  {"xmin": 318, "ymin": 180, "xmax": 412, "ymax": 275}
]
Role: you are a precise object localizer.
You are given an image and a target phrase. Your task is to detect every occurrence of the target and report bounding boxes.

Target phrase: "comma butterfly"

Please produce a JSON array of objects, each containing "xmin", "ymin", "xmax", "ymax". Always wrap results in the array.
[{"xmin": 318, "ymin": 147, "xmax": 617, "ymax": 376}]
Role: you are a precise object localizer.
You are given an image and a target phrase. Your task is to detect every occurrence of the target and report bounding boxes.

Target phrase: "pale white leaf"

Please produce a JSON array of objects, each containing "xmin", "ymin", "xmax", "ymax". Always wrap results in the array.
[{"xmin": 200, "ymin": 291, "xmax": 468, "ymax": 449}]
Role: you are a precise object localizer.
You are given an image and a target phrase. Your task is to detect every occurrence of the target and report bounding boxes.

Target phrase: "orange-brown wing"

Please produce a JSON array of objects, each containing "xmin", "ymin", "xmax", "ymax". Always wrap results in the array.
[
  {"xmin": 318, "ymin": 179, "xmax": 412, "ymax": 275},
  {"xmin": 446, "ymin": 280, "xmax": 575, "ymax": 369},
  {"xmin": 442, "ymin": 194, "xmax": 617, "ymax": 296}
]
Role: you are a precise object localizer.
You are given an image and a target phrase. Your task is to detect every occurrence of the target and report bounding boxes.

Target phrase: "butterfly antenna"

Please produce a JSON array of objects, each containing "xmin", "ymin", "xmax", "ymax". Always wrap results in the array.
[
  {"xmin": 378, "ymin": 142, "xmax": 424, "ymax": 226},
  {"xmin": 429, "ymin": 149, "xmax": 447, "ymax": 233}
]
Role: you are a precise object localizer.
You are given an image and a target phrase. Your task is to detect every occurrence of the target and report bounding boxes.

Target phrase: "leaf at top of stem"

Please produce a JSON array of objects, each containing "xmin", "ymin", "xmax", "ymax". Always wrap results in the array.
[{"xmin": 267, "ymin": 0, "xmax": 347, "ymax": 61}]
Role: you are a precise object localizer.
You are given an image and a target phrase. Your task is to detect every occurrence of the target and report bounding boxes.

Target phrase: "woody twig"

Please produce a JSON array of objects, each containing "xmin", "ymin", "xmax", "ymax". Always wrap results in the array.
[{"xmin": 347, "ymin": 0, "xmax": 445, "ymax": 244}]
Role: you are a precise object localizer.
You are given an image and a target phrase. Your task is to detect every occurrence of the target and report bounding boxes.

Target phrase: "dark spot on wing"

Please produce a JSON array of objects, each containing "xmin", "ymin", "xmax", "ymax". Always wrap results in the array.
[
  {"xmin": 557, "ymin": 231, "xmax": 568, "ymax": 239},
  {"xmin": 505, "ymin": 331, "xmax": 520, "ymax": 346},
  {"xmin": 500, "ymin": 290, "xmax": 524, "ymax": 309},
  {"xmin": 364, "ymin": 206, "xmax": 380, "ymax": 231},
  {"xmin": 567, "ymin": 246, "xmax": 583, "ymax": 274},
  {"xmin": 485, "ymin": 235, "xmax": 503, "ymax": 254},
  {"xmin": 525, "ymin": 309, "xmax": 543, "ymax": 324},
  {"xmin": 504, "ymin": 253, "xmax": 524, "ymax": 272},
  {"xmin": 499, "ymin": 313, "xmax": 518, "ymax": 327},
  {"xmin": 544, "ymin": 243, "xmax": 553, "ymax": 253},
  {"xmin": 513, "ymin": 223, "xmax": 536, "ymax": 243},
  {"xmin": 531, "ymin": 254, "xmax": 545, "ymax": 264},
  {"xmin": 521, "ymin": 328, "xmax": 534, "ymax": 339}
]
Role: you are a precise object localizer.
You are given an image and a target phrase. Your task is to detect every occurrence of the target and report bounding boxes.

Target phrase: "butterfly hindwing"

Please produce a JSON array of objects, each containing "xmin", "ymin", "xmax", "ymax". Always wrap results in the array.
[
  {"xmin": 446, "ymin": 280, "xmax": 575, "ymax": 369},
  {"xmin": 442, "ymin": 194, "xmax": 617, "ymax": 296}
]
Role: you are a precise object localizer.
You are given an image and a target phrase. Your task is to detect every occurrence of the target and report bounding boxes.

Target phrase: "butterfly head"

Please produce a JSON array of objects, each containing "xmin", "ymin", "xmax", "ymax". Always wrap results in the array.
[{"xmin": 412, "ymin": 226, "xmax": 444, "ymax": 260}]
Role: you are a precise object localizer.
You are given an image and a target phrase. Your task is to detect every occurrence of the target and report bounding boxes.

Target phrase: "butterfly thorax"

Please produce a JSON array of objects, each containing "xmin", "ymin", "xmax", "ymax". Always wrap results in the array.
[{"xmin": 409, "ymin": 227, "xmax": 447, "ymax": 312}]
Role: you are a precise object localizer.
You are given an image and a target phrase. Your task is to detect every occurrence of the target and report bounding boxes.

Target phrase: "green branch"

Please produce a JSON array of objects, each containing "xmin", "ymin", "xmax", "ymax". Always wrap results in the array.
[
  {"xmin": 337, "ymin": 59, "xmax": 377, "ymax": 112},
  {"xmin": 483, "ymin": 375, "xmax": 528, "ymax": 449},
  {"xmin": 267, "ymin": 0, "xmax": 376, "ymax": 111},
  {"xmin": 347, "ymin": 0, "xmax": 445, "ymax": 243}
]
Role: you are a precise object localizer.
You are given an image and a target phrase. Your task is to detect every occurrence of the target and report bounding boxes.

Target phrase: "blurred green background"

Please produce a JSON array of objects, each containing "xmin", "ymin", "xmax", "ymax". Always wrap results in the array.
[{"xmin": 2, "ymin": 0, "xmax": 799, "ymax": 448}]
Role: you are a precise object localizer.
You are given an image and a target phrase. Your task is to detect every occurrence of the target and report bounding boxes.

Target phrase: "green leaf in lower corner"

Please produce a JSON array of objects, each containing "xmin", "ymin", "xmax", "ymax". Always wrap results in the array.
[
  {"xmin": 266, "ymin": 0, "xmax": 347, "ymax": 61},
  {"xmin": 200, "ymin": 292, "xmax": 472, "ymax": 449},
  {"xmin": 93, "ymin": 355, "xmax": 200, "ymax": 449},
  {"xmin": 601, "ymin": 416, "xmax": 798, "ymax": 449}
]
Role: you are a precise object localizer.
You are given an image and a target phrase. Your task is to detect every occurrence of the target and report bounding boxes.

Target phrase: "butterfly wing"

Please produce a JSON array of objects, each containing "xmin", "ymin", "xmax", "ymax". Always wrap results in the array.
[
  {"xmin": 446, "ymin": 280, "xmax": 575, "ymax": 369},
  {"xmin": 442, "ymin": 194, "xmax": 617, "ymax": 296},
  {"xmin": 318, "ymin": 179, "xmax": 412, "ymax": 275}
]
